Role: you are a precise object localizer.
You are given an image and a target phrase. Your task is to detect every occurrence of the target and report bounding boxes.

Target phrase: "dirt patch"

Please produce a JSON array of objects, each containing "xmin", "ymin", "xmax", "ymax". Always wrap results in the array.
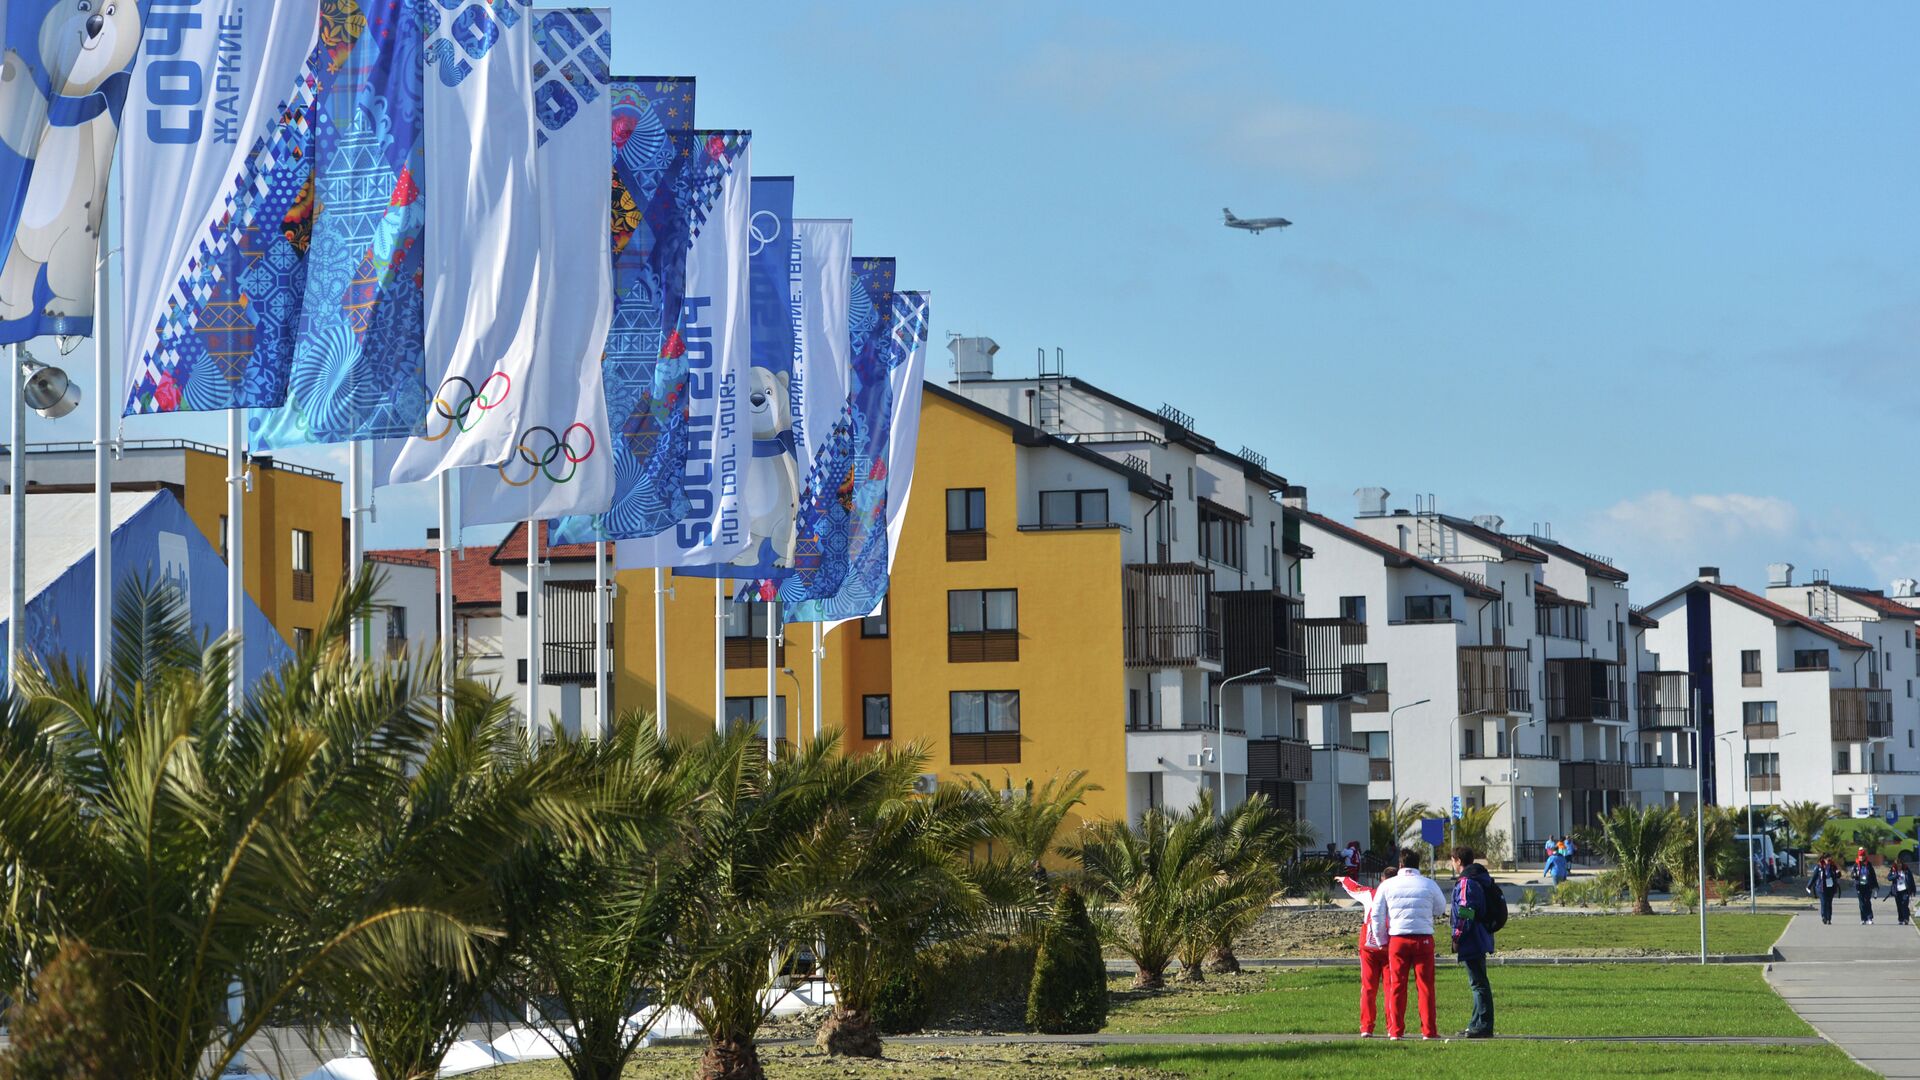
[{"xmin": 496, "ymin": 1042, "xmax": 1178, "ymax": 1078}]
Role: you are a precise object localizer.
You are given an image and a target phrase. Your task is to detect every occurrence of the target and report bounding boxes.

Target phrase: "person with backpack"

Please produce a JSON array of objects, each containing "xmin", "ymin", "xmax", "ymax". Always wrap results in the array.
[
  {"xmin": 1449, "ymin": 846, "xmax": 1504, "ymax": 1039},
  {"xmin": 1367, "ymin": 848, "xmax": 1451, "ymax": 1041},
  {"xmin": 1806, "ymin": 855, "xmax": 1841, "ymax": 925},
  {"xmin": 1853, "ymin": 849, "xmax": 1880, "ymax": 925},
  {"xmin": 1885, "ymin": 858, "xmax": 1915, "ymax": 926}
]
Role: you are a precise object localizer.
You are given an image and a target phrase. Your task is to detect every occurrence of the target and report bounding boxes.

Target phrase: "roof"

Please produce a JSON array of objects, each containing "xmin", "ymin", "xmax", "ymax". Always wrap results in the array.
[
  {"xmin": 1642, "ymin": 579, "xmax": 1871, "ymax": 651},
  {"xmin": 1832, "ymin": 585, "xmax": 1920, "ymax": 622},
  {"xmin": 1434, "ymin": 514, "xmax": 1547, "ymax": 563},
  {"xmin": 1522, "ymin": 536, "xmax": 1629, "ymax": 583},
  {"xmin": 1288, "ymin": 507, "xmax": 1502, "ymax": 600},
  {"xmin": 0, "ymin": 490, "xmax": 165, "ymax": 612},
  {"xmin": 489, "ymin": 520, "xmax": 606, "ymax": 565},
  {"xmin": 1533, "ymin": 582, "xmax": 1584, "ymax": 607},
  {"xmin": 925, "ymin": 383, "xmax": 1174, "ymax": 500},
  {"xmin": 366, "ymin": 543, "xmax": 503, "ymax": 608},
  {"xmin": 1629, "ymin": 608, "xmax": 1659, "ymax": 629}
]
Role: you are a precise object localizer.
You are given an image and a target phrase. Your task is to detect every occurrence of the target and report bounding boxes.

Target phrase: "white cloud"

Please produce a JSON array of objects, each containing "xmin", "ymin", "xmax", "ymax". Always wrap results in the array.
[{"xmin": 1600, "ymin": 491, "xmax": 1799, "ymax": 548}]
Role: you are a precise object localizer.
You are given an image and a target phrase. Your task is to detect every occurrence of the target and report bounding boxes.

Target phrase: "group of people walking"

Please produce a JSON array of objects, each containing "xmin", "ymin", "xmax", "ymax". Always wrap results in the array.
[
  {"xmin": 1341, "ymin": 847, "xmax": 1504, "ymax": 1040},
  {"xmin": 1806, "ymin": 849, "xmax": 1916, "ymax": 925}
]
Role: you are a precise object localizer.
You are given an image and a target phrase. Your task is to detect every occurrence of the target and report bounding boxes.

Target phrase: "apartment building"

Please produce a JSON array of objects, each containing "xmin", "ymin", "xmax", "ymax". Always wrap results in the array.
[{"xmin": 1640, "ymin": 566, "xmax": 1909, "ymax": 817}]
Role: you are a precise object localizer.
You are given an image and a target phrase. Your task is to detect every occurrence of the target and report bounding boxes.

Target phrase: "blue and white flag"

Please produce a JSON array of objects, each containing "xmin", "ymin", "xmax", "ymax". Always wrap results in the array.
[
  {"xmin": 387, "ymin": 0, "xmax": 542, "ymax": 484},
  {"xmin": 117, "ymin": 0, "xmax": 321, "ymax": 414},
  {"xmin": 0, "ymin": 0, "xmax": 144, "ymax": 343},
  {"xmin": 460, "ymin": 8, "xmax": 614, "ymax": 528},
  {"xmin": 679, "ymin": 175, "xmax": 794, "ymax": 580},
  {"xmin": 792, "ymin": 219, "xmax": 852, "ymax": 472},
  {"xmin": 778, "ymin": 257, "xmax": 902, "ymax": 620},
  {"xmin": 546, "ymin": 76, "xmax": 695, "ymax": 543},
  {"xmin": 613, "ymin": 134, "xmax": 754, "ymax": 569}
]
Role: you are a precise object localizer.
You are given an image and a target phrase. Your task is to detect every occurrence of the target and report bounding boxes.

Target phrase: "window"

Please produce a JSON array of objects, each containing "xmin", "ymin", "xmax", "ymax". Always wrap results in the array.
[
  {"xmin": 517, "ymin": 591, "xmax": 530, "ymax": 617},
  {"xmin": 517, "ymin": 658, "xmax": 527, "ymax": 684},
  {"xmin": 1039, "ymin": 488, "xmax": 1110, "ymax": 527},
  {"xmin": 1462, "ymin": 728, "xmax": 1477, "ymax": 757},
  {"xmin": 1747, "ymin": 752, "xmax": 1780, "ymax": 777},
  {"xmin": 1742, "ymin": 701, "xmax": 1778, "ymax": 732},
  {"xmin": 1361, "ymin": 663, "xmax": 1389, "ymax": 695},
  {"xmin": 219, "ymin": 515, "xmax": 229, "ymax": 559},
  {"xmin": 1741, "ymin": 650, "xmax": 1760, "ymax": 674},
  {"xmin": 946, "ymin": 488, "xmax": 986, "ymax": 560},
  {"xmin": 862, "ymin": 695, "xmax": 891, "ymax": 738},
  {"xmin": 1838, "ymin": 750, "xmax": 1850, "ymax": 773},
  {"xmin": 861, "ymin": 598, "xmax": 889, "ymax": 637},
  {"xmin": 1340, "ymin": 595, "xmax": 1367, "ymax": 624},
  {"xmin": 725, "ymin": 599, "xmax": 773, "ymax": 639},
  {"xmin": 1197, "ymin": 503, "xmax": 1244, "ymax": 570},
  {"xmin": 1404, "ymin": 595, "xmax": 1452, "ymax": 623},
  {"xmin": 724, "ymin": 695, "xmax": 790, "ymax": 739},
  {"xmin": 291, "ymin": 528, "xmax": 315, "ymax": 602},
  {"xmin": 722, "ymin": 601, "xmax": 782, "ymax": 668},
  {"xmin": 1365, "ymin": 731, "xmax": 1389, "ymax": 758},
  {"xmin": 1792, "ymin": 648, "xmax": 1830, "ymax": 671},
  {"xmin": 949, "ymin": 690, "xmax": 1020, "ymax": 764},
  {"xmin": 948, "ymin": 589, "xmax": 1018, "ymax": 662},
  {"xmin": 292, "ymin": 627, "xmax": 314, "ymax": 652},
  {"xmin": 1506, "ymin": 600, "xmax": 1513, "ymax": 626}
]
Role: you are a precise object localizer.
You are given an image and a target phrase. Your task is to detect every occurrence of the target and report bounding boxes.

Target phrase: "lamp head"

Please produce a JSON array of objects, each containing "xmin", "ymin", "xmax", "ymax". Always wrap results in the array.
[{"xmin": 20, "ymin": 360, "xmax": 79, "ymax": 419}]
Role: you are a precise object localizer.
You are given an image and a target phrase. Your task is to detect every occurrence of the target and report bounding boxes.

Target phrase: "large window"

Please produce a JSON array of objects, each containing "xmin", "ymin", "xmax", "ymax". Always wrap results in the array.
[
  {"xmin": 1747, "ymin": 752, "xmax": 1780, "ymax": 777},
  {"xmin": 724, "ymin": 695, "xmax": 790, "ymax": 740},
  {"xmin": 1039, "ymin": 488, "xmax": 1110, "ymax": 528},
  {"xmin": 1404, "ymin": 595, "xmax": 1453, "ymax": 623},
  {"xmin": 949, "ymin": 690, "xmax": 1020, "ymax": 764},
  {"xmin": 1340, "ymin": 595, "xmax": 1367, "ymax": 624},
  {"xmin": 725, "ymin": 599, "xmax": 773, "ymax": 639},
  {"xmin": 1792, "ymin": 648, "xmax": 1831, "ymax": 671},
  {"xmin": 948, "ymin": 589, "xmax": 1019, "ymax": 662},
  {"xmin": 1362, "ymin": 663, "xmax": 1389, "ymax": 694},
  {"xmin": 946, "ymin": 488, "xmax": 987, "ymax": 561},
  {"xmin": 722, "ymin": 601, "xmax": 782, "ymax": 668},
  {"xmin": 1198, "ymin": 503, "xmax": 1244, "ymax": 570},
  {"xmin": 1365, "ymin": 731, "xmax": 1389, "ymax": 759},
  {"xmin": 291, "ymin": 528, "xmax": 315, "ymax": 602},
  {"xmin": 863, "ymin": 695, "xmax": 891, "ymax": 739},
  {"xmin": 1742, "ymin": 700, "xmax": 1779, "ymax": 734}
]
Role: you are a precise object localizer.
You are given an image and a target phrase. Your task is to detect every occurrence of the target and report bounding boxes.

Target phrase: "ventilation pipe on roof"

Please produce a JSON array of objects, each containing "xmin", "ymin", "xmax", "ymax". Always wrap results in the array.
[
  {"xmin": 1767, "ymin": 562, "xmax": 1795, "ymax": 588},
  {"xmin": 1355, "ymin": 487, "xmax": 1389, "ymax": 517},
  {"xmin": 948, "ymin": 336, "xmax": 999, "ymax": 381},
  {"xmin": 1472, "ymin": 514, "xmax": 1504, "ymax": 532},
  {"xmin": 1895, "ymin": 578, "xmax": 1920, "ymax": 599},
  {"xmin": 1282, "ymin": 485, "xmax": 1308, "ymax": 510},
  {"xmin": 1698, "ymin": 566, "xmax": 1721, "ymax": 584}
]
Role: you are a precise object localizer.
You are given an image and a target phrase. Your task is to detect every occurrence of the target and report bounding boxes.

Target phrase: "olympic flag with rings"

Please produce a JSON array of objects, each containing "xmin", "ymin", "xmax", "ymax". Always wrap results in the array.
[{"xmin": 460, "ymin": 8, "xmax": 616, "ymax": 528}]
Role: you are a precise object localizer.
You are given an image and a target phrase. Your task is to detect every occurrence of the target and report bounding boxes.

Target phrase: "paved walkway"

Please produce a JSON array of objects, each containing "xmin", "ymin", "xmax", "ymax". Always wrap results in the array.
[{"xmin": 1767, "ymin": 910, "xmax": 1920, "ymax": 1077}]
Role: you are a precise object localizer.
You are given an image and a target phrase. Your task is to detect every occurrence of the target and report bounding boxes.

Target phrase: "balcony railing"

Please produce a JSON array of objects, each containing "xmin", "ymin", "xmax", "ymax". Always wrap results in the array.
[
  {"xmin": 1218, "ymin": 589, "xmax": 1306, "ymax": 684},
  {"xmin": 1545, "ymin": 696, "xmax": 1627, "ymax": 723},
  {"xmin": 1459, "ymin": 645, "xmax": 1531, "ymax": 715},
  {"xmin": 1544, "ymin": 658, "xmax": 1624, "ymax": 723},
  {"xmin": 542, "ymin": 580, "xmax": 602, "ymax": 685},
  {"xmin": 292, "ymin": 570, "xmax": 315, "ymax": 602},
  {"xmin": 1832, "ymin": 688, "xmax": 1894, "ymax": 742},
  {"xmin": 1748, "ymin": 773, "xmax": 1782, "ymax": 792},
  {"xmin": 1124, "ymin": 563, "xmax": 1223, "ymax": 669},
  {"xmin": 1560, "ymin": 760, "xmax": 1631, "ymax": 791},
  {"xmin": 1301, "ymin": 617, "xmax": 1368, "ymax": 699},
  {"xmin": 1248, "ymin": 737, "xmax": 1312, "ymax": 783},
  {"xmin": 1636, "ymin": 671, "xmax": 1693, "ymax": 730},
  {"xmin": 1637, "ymin": 705, "xmax": 1694, "ymax": 730},
  {"xmin": 950, "ymin": 731, "xmax": 1020, "ymax": 765},
  {"xmin": 1125, "ymin": 718, "xmax": 1247, "ymax": 735},
  {"xmin": 946, "ymin": 530, "xmax": 987, "ymax": 562}
]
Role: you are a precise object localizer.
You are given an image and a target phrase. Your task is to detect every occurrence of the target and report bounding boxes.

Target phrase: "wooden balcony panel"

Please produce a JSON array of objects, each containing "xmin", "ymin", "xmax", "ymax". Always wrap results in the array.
[
  {"xmin": 724, "ymin": 637, "xmax": 786, "ymax": 669},
  {"xmin": 946, "ymin": 531, "xmax": 988, "ymax": 562},
  {"xmin": 950, "ymin": 731, "xmax": 1020, "ymax": 765},
  {"xmin": 292, "ymin": 570, "xmax": 315, "ymax": 603},
  {"xmin": 948, "ymin": 630, "xmax": 1020, "ymax": 663}
]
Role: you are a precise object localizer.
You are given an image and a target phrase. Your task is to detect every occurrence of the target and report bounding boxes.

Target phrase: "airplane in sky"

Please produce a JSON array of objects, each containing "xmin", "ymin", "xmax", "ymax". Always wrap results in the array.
[{"xmin": 1223, "ymin": 208, "xmax": 1291, "ymax": 235}]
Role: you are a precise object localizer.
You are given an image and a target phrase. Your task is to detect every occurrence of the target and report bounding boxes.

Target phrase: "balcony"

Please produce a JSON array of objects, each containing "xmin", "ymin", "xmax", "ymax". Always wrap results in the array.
[
  {"xmin": 1248, "ymin": 737, "xmax": 1313, "ymax": 784},
  {"xmin": 946, "ymin": 530, "xmax": 987, "ymax": 562},
  {"xmin": 542, "ymin": 580, "xmax": 601, "ymax": 686},
  {"xmin": 1636, "ymin": 671, "xmax": 1693, "ymax": 730},
  {"xmin": 1831, "ymin": 688, "xmax": 1894, "ymax": 742},
  {"xmin": 1544, "ymin": 658, "xmax": 1625, "ymax": 723},
  {"xmin": 1123, "ymin": 563, "xmax": 1223, "ymax": 670},
  {"xmin": 950, "ymin": 731, "xmax": 1020, "ymax": 765},
  {"xmin": 1560, "ymin": 760, "xmax": 1631, "ymax": 792},
  {"xmin": 1301, "ymin": 617, "xmax": 1368, "ymax": 699},
  {"xmin": 1218, "ymin": 589, "xmax": 1307, "ymax": 685},
  {"xmin": 1459, "ymin": 645, "xmax": 1531, "ymax": 715}
]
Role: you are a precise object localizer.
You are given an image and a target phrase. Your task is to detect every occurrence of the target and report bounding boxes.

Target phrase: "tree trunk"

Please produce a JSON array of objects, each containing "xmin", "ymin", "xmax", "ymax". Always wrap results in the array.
[
  {"xmin": 1176, "ymin": 956, "xmax": 1206, "ymax": 984},
  {"xmin": 1633, "ymin": 894, "xmax": 1655, "ymax": 916},
  {"xmin": 816, "ymin": 1005, "xmax": 884, "ymax": 1058},
  {"xmin": 1131, "ymin": 962, "xmax": 1165, "ymax": 990},
  {"xmin": 1207, "ymin": 946, "xmax": 1241, "ymax": 974},
  {"xmin": 697, "ymin": 1037, "xmax": 765, "ymax": 1080}
]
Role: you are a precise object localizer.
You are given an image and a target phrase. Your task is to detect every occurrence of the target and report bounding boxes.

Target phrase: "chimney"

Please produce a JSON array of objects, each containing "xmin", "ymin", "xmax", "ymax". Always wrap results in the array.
[
  {"xmin": 948, "ymin": 336, "xmax": 999, "ymax": 381},
  {"xmin": 1697, "ymin": 566, "xmax": 1721, "ymax": 584},
  {"xmin": 1355, "ymin": 486, "xmax": 1389, "ymax": 518},
  {"xmin": 1894, "ymin": 578, "xmax": 1920, "ymax": 599},
  {"xmin": 1766, "ymin": 562, "xmax": 1794, "ymax": 588},
  {"xmin": 426, "ymin": 527, "xmax": 441, "ymax": 541},
  {"xmin": 1282, "ymin": 485, "xmax": 1308, "ymax": 510},
  {"xmin": 1471, "ymin": 514, "xmax": 1505, "ymax": 533}
]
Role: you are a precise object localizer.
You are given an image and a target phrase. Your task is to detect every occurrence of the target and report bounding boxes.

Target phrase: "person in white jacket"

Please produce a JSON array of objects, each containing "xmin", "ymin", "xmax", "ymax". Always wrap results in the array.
[{"xmin": 1366, "ymin": 848, "xmax": 1451, "ymax": 1040}]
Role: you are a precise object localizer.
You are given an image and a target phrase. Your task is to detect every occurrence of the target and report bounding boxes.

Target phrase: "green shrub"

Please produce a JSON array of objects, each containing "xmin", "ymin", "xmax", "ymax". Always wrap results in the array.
[
  {"xmin": 900, "ymin": 935, "xmax": 1038, "ymax": 1030},
  {"xmin": 0, "ymin": 942, "xmax": 132, "ymax": 1080},
  {"xmin": 870, "ymin": 969, "xmax": 931, "ymax": 1035},
  {"xmin": 1670, "ymin": 885, "xmax": 1700, "ymax": 914},
  {"xmin": 1025, "ymin": 887, "xmax": 1108, "ymax": 1034},
  {"xmin": 1519, "ymin": 887, "xmax": 1542, "ymax": 913}
]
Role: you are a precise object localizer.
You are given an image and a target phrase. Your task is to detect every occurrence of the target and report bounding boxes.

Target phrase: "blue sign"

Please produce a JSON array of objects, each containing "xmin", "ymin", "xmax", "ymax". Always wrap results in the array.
[
  {"xmin": 1887, "ymin": 808, "xmax": 1900, "ymax": 826},
  {"xmin": 1452, "ymin": 795, "xmax": 1463, "ymax": 820},
  {"xmin": 1420, "ymin": 818, "xmax": 1447, "ymax": 847}
]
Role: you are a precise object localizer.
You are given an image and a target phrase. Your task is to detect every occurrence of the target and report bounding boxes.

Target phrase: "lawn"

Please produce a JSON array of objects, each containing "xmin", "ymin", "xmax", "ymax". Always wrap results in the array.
[
  {"xmin": 1100, "ymin": 1042, "xmax": 1871, "ymax": 1079},
  {"xmin": 1105, "ymin": 963, "xmax": 1812, "ymax": 1037},
  {"xmin": 1823, "ymin": 817, "xmax": 1919, "ymax": 861},
  {"xmin": 1496, "ymin": 912, "xmax": 1788, "ymax": 955}
]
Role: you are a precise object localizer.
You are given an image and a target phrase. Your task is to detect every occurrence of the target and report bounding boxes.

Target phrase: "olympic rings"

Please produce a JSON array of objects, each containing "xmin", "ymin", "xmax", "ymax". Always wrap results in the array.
[
  {"xmin": 496, "ymin": 420, "xmax": 596, "ymax": 486},
  {"xmin": 422, "ymin": 372, "xmax": 513, "ymax": 441}
]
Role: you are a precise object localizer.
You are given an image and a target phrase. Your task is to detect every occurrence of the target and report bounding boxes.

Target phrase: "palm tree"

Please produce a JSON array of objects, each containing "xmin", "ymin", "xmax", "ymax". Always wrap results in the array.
[
  {"xmin": 1777, "ymin": 800, "xmax": 1836, "ymax": 857},
  {"xmin": 968, "ymin": 769, "xmax": 1098, "ymax": 875},
  {"xmin": 1370, "ymin": 800, "xmax": 1435, "ymax": 864},
  {"xmin": 815, "ymin": 752, "xmax": 998, "ymax": 1057},
  {"xmin": 1068, "ymin": 795, "xmax": 1222, "ymax": 989},
  {"xmin": 1595, "ymin": 804, "xmax": 1675, "ymax": 914},
  {"xmin": 1201, "ymin": 795, "xmax": 1298, "ymax": 974},
  {"xmin": 1440, "ymin": 804, "xmax": 1508, "ymax": 867},
  {"xmin": 0, "ymin": 575, "xmax": 479, "ymax": 1080},
  {"xmin": 1665, "ymin": 805, "xmax": 1742, "ymax": 896}
]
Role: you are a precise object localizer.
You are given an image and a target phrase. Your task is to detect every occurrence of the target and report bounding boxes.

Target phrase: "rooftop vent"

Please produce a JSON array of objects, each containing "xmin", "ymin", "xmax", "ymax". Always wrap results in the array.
[
  {"xmin": 1471, "ymin": 514, "xmax": 1505, "ymax": 532},
  {"xmin": 1895, "ymin": 578, "xmax": 1919, "ymax": 599},
  {"xmin": 948, "ymin": 336, "xmax": 999, "ymax": 381},
  {"xmin": 1355, "ymin": 487, "xmax": 1389, "ymax": 518},
  {"xmin": 1767, "ymin": 562, "xmax": 1794, "ymax": 588},
  {"xmin": 1282, "ymin": 485, "xmax": 1308, "ymax": 510},
  {"xmin": 1697, "ymin": 566, "xmax": 1721, "ymax": 584}
]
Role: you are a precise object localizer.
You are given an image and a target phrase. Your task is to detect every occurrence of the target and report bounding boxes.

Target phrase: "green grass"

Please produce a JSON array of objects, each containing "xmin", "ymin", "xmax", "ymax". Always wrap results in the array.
[
  {"xmin": 1823, "ymin": 817, "xmax": 1918, "ymax": 861},
  {"xmin": 1099, "ymin": 1042, "xmax": 1871, "ymax": 1079},
  {"xmin": 1107, "ymin": 964, "xmax": 1811, "ymax": 1037},
  {"xmin": 1497, "ymin": 913, "xmax": 1788, "ymax": 954}
]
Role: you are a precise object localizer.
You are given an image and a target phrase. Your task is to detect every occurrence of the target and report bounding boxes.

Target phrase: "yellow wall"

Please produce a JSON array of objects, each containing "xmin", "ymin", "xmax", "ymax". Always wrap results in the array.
[
  {"xmin": 181, "ymin": 449, "xmax": 344, "ymax": 644},
  {"xmin": 610, "ymin": 391, "xmax": 1132, "ymax": 827}
]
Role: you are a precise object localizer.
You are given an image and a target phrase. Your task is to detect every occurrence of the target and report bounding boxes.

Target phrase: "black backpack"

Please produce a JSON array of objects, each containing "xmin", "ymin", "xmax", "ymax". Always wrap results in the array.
[{"xmin": 1475, "ymin": 871, "xmax": 1509, "ymax": 933}]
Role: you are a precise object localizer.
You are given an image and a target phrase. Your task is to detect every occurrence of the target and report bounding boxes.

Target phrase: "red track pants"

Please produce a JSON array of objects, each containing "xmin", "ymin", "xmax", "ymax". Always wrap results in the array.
[
  {"xmin": 1358, "ymin": 945, "xmax": 1388, "ymax": 1035},
  {"xmin": 1385, "ymin": 934, "xmax": 1437, "ymax": 1038}
]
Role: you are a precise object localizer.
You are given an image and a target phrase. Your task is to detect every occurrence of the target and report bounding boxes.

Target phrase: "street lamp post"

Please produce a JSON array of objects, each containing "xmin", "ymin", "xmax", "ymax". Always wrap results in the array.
[
  {"xmin": 1216, "ymin": 667, "xmax": 1271, "ymax": 816},
  {"xmin": 1509, "ymin": 714, "xmax": 1548, "ymax": 868},
  {"xmin": 1721, "ymin": 726, "xmax": 1796, "ymax": 916},
  {"xmin": 1386, "ymin": 697, "xmax": 1433, "ymax": 818},
  {"xmin": 1866, "ymin": 735, "xmax": 1892, "ymax": 822}
]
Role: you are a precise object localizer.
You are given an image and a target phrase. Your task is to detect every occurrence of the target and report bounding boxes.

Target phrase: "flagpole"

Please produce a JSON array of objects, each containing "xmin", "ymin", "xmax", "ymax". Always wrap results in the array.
[
  {"xmin": 93, "ymin": 252, "xmax": 114, "ymax": 697},
  {"xmin": 437, "ymin": 472, "xmax": 453, "ymax": 722},
  {"xmin": 654, "ymin": 567, "xmax": 668, "ymax": 738},
  {"xmin": 713, "ymin": 578, "xmax": 725, "ymax": 735},
  {"xmin": 8, "ymin": 343, "xmax": 24, "ymax": 698},
  {"xmin": 525, "ymin": 519, "xmax": 540, "ymax": 739},
  {"xmin": 812, "ymin": 622, "xmax": 823, "ymax": 742},
  {"xmin": 226, "ymin": 408, "xmax": 245, "ymax": 714},
  {"xmin": 347, "ymin": 441, "xmax": 366, "ymax": 662},
  {"xmin": 766, "ymin": 600, "xmax": 777, "ymax": 762},
  {"xmin": 592, "ymin": 538, "xmax": 608, "ymax": 739}
]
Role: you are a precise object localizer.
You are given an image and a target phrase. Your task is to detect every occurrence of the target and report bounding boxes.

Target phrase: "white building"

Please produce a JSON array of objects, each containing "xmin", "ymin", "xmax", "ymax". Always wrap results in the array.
[{"xmin": 1640, "ymin": 566, "xmax": 1903, "ymax": 817}]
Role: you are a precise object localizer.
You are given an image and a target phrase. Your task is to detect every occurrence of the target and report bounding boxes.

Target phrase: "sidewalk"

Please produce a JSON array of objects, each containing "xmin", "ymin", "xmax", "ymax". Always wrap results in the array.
[{"xmin": 1767, "ymin": 910, "xmax": 1920, "ymax": 1077}]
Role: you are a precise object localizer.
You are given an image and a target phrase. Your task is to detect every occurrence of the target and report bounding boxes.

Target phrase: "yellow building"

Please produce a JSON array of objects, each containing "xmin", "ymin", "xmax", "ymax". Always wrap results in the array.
[{"xmin": 21, "ymin": 438, "xmax": 345, "ymax": 647}]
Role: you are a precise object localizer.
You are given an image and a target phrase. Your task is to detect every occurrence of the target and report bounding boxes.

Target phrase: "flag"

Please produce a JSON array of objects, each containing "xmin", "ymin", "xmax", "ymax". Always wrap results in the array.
[
  {"xmin": 386, "ymin": 0, "xmax": 542, "ymax": 484},
  {"xmin": 0, "ymin": 1, "xmax": 144, "ymax": 343},
  {"xmin": 678, "ymin": 175, "xmax": 795, "ymax": 580},
  {"xmin": 545, "ymin": 76, "xmax": 695, "ymax": 543},
  {"xmin": 459, "ymin": 8, "xmax": 614, "ymax": 529},
  {"xmin": 612, "ymin": 134, "xmax": 753, "ymax": 570},
  {"xmin": 791, "ymin": 219, "xmax": 853, "ymax": 471},
  {"xmin": 116, "ymin": 0, "xmax": 321, "ymax": 414}
]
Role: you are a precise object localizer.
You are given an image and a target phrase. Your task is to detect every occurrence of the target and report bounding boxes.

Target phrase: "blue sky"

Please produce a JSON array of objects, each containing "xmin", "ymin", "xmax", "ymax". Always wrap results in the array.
[{"xmin": 35, "ymin": 2, "xmax": 1920, "ymax": 596}]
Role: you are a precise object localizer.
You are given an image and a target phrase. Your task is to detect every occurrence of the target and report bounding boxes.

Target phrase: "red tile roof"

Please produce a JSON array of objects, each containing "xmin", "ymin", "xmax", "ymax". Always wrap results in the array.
[
  {"xmin": 1834, "ymin": 585, "xmax": 1920, "ymax": 622},
  {"xmin": 1290, "ymin": 508, "xmax": 1502, "ymax": 600},
  {"xmin": 1629, "ymin": 608, "xmax": 1659, "ymax": 629},
  {"xmin": 1714, "ymin": 583, "xmax": 1871, "ymax": 650},
  {"xmin": 1533, "ymin": 581, "xmax": 1585, "ymax": 607},
  {"xmin": 365, "ymin": 544, "xmax": 503, "ymax": 607},
  {"xmin": 1523, "ymin": 536, "xmax": 1629, "ymax": 583}
]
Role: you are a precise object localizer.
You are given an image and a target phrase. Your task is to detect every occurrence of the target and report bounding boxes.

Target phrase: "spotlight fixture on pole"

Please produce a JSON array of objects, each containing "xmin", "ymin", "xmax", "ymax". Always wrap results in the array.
[{"xmin": 9, "ymin": 348, "xmax": 83, "ymax": 696}]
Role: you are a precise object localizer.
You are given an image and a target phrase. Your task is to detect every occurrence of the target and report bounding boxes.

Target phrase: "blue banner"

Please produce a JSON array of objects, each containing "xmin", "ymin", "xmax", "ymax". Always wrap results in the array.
[
  {"xmin": 680, "ymin": 175, "xmax": 795, "ymax": 581},
  {"xmin": 0, "ymin": 1, "xmax": 145, "ymax": 343},
  {"xmin": 779, "ymin": 257, "xmax": 902, "ymax": 620}
]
